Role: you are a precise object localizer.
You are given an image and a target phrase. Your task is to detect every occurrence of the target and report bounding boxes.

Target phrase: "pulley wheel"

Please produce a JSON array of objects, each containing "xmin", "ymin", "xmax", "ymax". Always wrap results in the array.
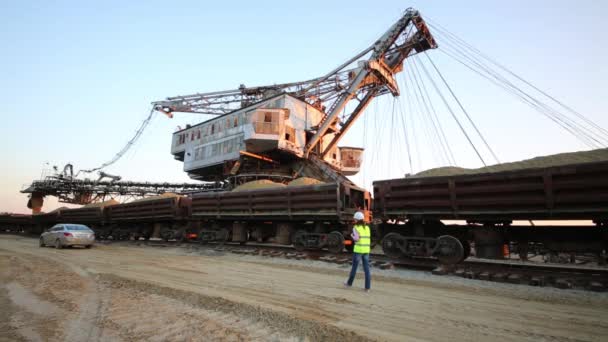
[
  {"xmin": 435, "ymin": 235, "xmax": 465, "ymax": 264},
  {"xmin": 382, "ymin": 232, "xmax": 404, "ymax": 259},
  {"xmin": 327, "ymin": 231, "xmax": 345, "ymax": 254}
]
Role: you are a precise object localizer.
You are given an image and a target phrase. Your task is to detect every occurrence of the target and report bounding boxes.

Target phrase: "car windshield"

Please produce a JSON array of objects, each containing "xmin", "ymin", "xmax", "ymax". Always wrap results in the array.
[{"xmin": 66, "ymin": 225, "xmax": 92, "ymax": 232}]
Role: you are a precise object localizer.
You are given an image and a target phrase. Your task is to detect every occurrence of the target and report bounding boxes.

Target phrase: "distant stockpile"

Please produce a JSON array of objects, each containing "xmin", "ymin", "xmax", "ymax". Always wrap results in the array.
[{"xmin": 416, "ymin": 148, "xmax": 608, "ymax": 177}]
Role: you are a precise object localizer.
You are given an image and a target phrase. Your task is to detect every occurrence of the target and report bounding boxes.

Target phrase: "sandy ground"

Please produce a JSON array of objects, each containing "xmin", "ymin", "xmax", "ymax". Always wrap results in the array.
[{"xmin": 1, "ymin": 235, "xmax": 607, "ymax": 342}]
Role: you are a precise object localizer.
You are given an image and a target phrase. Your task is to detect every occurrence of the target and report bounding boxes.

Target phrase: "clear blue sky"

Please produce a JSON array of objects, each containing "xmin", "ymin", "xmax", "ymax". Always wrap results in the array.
[{"xmin": 1, "ymin": 0, "xmax": 607, "ymax": 213}]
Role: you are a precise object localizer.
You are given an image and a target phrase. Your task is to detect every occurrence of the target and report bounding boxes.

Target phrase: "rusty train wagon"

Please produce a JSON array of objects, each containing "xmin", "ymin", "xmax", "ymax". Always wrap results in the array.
[
  {"xmin": 190, "ymin": 182, "xmax": 371, "ymax": 252},
  {"xmin": 0, "ymin": 213, "xmax": 34, "ymax": 234},
  {"xmin": 56, "ymin": 206, "xmax": 105, "ymax": 230},
  {"xmin": 104, "ymin": 196, "xmax": 192, "ymax": 241},
  {"xmin": 373, "ymin": 160, "xmax": 608, "ymax": 263}
]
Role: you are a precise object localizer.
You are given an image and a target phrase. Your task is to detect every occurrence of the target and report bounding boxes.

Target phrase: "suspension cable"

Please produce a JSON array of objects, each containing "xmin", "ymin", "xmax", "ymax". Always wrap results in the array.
[
  {"xmin": 428, "ymin": 20, "xmax": 608, "ymax": 139},
  {"xmin": 438, "ymin": 44, "xmax": 602, "ymax": 148},
  {"xmin": 408, "ymin": 58, "xmax": 456, "ymax": 165},
  {"xmin": 427, "ymin": 20, "xmax": 608, "ymax": 148},
  {"xmin": 424, "ymin": 53, "xmax": 500, "ymax": 164},
  {"xmin": 435, "ymin": 32, "xmax": 606, "ymax": 147},
  {"xmin": 401, "ymin": 71, "xmax": 422, "ymax": 170},
  {"xmin": 417, "ymin": 56, "xmax": 488, "ymax": 166},
  {"xmin": 410, "ymin": 56, "xmax": 457, "ymax": 165},
  {"xmin": 404, "ymin": 62, "xmax": 446, "ymax": 166},
  {"xmin": 81, "ymin": 108, "xmax": 156, "ymax": 173},
  {"xmin": 397, "ymin": 96, "xmax": 414, "ymax": 174}
]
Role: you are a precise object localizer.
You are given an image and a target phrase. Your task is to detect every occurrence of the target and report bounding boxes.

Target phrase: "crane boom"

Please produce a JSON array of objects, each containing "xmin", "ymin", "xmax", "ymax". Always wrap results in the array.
[
  {"xmin": 153, "ymin": 7, "xmax": 436, "ymax": 160},
  {"xmin": 305, "ymin": 9, "xmax": 437, "ymax": 157}
]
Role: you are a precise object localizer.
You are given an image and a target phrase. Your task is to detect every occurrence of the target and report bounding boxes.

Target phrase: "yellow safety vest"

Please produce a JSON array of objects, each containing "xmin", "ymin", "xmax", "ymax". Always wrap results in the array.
[{"xmin": 353, "ymin": 224, "xmax": 371, "ymax": 254}]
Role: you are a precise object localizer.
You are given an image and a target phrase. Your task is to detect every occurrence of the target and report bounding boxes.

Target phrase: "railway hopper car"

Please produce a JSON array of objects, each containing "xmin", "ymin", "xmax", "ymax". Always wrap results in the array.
[
  {"xmin": 190, "ymin": 182, "xmax": 371, "ymax": 252},
  {"xmin": 0, "ymin": 213, "xmax": 34, "ymax": 234},
  {"xmin": 374, "ymin": 160, "xmax": 608, "ymax": 263},
  {"xmin": 104, "ymin": 196, "xmax": 192, "ymax": 241},
  {"xmin": 55, "ymin": 206, "xmax": 105, "ymax": 230}
]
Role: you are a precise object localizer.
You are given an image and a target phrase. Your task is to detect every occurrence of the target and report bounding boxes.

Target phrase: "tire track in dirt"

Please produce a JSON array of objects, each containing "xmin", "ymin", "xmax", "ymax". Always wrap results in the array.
[
  {"xmin": 98, "ymin": 273, "xmax": 371, "ymax": 342},
  {"xmin": 2, "ymin": 235, "xmax": 608, "ymax": 342}
]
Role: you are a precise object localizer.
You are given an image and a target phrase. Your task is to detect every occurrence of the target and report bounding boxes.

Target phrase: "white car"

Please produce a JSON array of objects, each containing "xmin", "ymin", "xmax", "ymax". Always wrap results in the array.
[{"xmin": 39, "ymin": 224, "xmax": 95, "ymax": 249}]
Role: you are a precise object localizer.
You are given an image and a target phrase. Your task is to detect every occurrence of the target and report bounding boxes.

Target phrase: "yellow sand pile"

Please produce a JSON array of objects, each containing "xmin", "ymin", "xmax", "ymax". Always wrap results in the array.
[
  {"xmin": 129, "ymin": 193, "xmax": 181, "ymax": 203},
  {"xmin": 416, "ymin": 148, "xmax": 608, "ymax": 177},
  {"xmin": 232, "ymin": 180, "xmax": 286, "ymax": 192},
  {"xmin": 83, "ymin": 199, "xmax": 119, "ymax": 208},
  {"xmin": 287, "ymin": 177, "xmax": 325, "ymax": 187}
]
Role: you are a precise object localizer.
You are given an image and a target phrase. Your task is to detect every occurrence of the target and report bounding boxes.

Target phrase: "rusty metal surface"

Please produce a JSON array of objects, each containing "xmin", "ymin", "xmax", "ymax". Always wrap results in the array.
[
  {"xmin": 106, "ymin": 197, "xmax": 191, "ymax": 222},
  {"xmin": 56, "ymin": 207, "xmax": 104, "ymax": 224},
  {"xmin": 191, "ymin": 183, "xmax": 357, "ymax": 221},
  {"xmin": 0, "ymin": 213, "xmax": 32, "ymax": 225},
  {"xmin": 373, "ymin": 160, "xmax": 608, "ymax": 221}
]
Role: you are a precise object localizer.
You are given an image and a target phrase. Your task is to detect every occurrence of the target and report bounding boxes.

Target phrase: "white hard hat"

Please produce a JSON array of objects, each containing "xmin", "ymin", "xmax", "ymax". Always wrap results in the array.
[{"xmin": 353, "ymin": 211, "xmax": 364, "ymax": 221}]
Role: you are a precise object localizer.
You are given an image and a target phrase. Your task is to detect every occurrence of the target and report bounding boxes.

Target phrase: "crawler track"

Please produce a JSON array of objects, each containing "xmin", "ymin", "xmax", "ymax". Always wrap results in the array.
[{"xmin": 99, "ymin": 238, "xmax": 608, "ymax": 292}]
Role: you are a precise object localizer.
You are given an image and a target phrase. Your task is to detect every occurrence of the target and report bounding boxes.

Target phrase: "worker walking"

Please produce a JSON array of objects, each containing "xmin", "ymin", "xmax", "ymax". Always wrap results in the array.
[{"xmin": 344, "ymin": 211, "xmax": 371, "ymax": 292}]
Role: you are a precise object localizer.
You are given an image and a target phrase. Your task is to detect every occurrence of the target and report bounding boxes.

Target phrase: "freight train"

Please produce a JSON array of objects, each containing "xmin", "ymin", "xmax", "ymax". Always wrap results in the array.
[{"xmin": 2, "ymin": 159, "xmax": 608, "ymax": 264}]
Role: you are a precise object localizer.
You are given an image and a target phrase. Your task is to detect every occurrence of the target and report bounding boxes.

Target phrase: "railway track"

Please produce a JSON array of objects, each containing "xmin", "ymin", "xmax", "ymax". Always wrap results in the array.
[{"xmin": 99, "ymin": 238, "xmax": 608, "ymax": 292}]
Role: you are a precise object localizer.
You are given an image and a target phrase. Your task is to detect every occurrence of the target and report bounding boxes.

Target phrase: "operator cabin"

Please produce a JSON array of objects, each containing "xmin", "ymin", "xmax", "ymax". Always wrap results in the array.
[{"xmin": 170, "ymin": 93, "xmax": 364, "ymax": 181}]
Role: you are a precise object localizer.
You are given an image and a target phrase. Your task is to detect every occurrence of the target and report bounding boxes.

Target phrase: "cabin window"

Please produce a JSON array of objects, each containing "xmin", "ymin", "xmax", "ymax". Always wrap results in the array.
[
  {"xmin": 234, "ymin": 117, "xmax": 238, "ymax": 126},
  {"xmin": 226, "ymin": 118, "xmax": 231, "ymax": 129},
  {"xmin": 284, "ymin": 126, "xmax": 295, "ymax": 143},
  {"xmin": 211, "ymin": 124, "xmax": 215, "ymax": 135},
  {"xmin": 264, "ymin": 112, "xmax": 272, "ymax": 123}
]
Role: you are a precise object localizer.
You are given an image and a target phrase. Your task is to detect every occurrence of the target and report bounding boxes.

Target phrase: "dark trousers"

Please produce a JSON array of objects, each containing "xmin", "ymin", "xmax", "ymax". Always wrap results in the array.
[{"xmin": 347, "ymin": 252, "xmax": 371, "ymax": 289}]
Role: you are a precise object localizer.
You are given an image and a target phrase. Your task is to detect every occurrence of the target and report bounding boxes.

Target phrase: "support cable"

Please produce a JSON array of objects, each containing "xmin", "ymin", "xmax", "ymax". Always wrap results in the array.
[
  {"xmin": 81, "ymin": 108, "xmax": 156, "ymax": 174},
  {"xmin": 388, "ymin": 99, "xmax": 397, "ymax": 175},
  {"xmin": 435, "ymin": 34, "xmax": 604, "ymax": 147},
  {"xmin": 436, "ymin": 33, "xmax": 606, "ymax": 146},
  {"xmin": 397, "ymin": 96, "xmax": 414, "ymax": 174},
  {"xmin": 404, "ymin": 63, "xmax": 446, "ymax": 166},
  {"xmin": 427, "ymin": 21, "xmax": 608, "ymax": 147},
  {"xmin": 437, "ymin": 44, "xmax": 601, "ymax": 148},
  {"xmin": 410, "ymin": 56, "xmax": 457, "ymax": 165},
  {"xmin": 408, "ymin": 58, "xmax": 456, "ymax": 165},
  {"xmin": 402, "ymin": 71, "xmax": 422, "ymax": 170},
  {"xmin": 424, "ymin": 53, "xmax": 500, "ymax": 164},
  {"xmin": 402, "ymin": 70, "xmax": 432, "ymax": 167},
  {"xmin": 428, "ymin": 20, "xmax": 608, "ymax": 139},
  {"xmin": 418, "ymin": 56, "xmax": 488, "ymax": 166}
]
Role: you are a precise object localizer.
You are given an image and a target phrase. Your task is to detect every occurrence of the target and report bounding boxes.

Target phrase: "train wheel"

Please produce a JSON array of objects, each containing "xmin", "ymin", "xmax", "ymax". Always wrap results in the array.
[
  {"xmin": 382, "ymin": 233, "xmax": 403, "ymax": 259},
  {"xmin": 435, "ymin": 235, "xmax": 465, "ymax": 264},
  {"xmin": 293, "ymin": 230, "xmax": 306, "ymax": 252},
  {"xmin": 327, "ymin": 231, "xmax": 345, "ymax": 254}
]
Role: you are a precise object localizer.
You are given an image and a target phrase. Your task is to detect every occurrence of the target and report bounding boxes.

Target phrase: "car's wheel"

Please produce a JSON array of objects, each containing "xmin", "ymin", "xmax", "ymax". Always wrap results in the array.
[
  {"xmin": 85, "ymin": 245, "xmax": 92, "ymax": 249},
  {"xmin": 39, "ymin": 238, "xmax": 45, "ymax": 247},
  {"xmin": 55, "ymin": 239, "xmax": 63, "ymax": 249}
]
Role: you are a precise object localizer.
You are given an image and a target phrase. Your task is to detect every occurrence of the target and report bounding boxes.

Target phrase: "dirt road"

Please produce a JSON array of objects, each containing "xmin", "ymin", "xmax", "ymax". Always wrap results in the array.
[{"xmin": 1, "ymin": 235, "xmax": 607, "ymax": 341}]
